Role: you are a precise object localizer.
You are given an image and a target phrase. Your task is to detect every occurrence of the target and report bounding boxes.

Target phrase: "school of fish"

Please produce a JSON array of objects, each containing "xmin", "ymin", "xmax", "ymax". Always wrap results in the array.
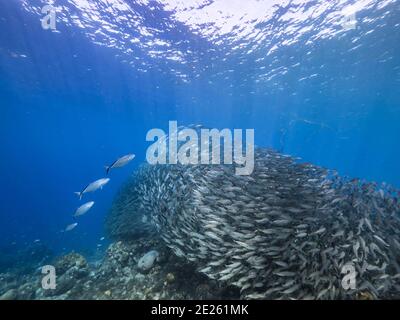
[{"xmin": 106, "ymin": 148, "xmax": 400, "ymax": 300}]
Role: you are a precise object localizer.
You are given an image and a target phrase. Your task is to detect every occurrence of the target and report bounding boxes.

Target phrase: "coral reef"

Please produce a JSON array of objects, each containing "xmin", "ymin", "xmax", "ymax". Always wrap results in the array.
[
  {"xmin": 138, "ymin": 250, "xmax": 159, "ymax": 271},
  {"xmin": 0, "ymin": 237, "xmax": 239, "ymax": 300}
]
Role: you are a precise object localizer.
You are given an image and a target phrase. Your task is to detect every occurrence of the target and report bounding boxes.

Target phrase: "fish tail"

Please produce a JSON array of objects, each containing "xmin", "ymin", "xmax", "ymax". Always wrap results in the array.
[
  {"xmin": 105, "ymin": 166, "xmax": 110, "ymax": 175},
  {"xmin": 74, "ymin": 192, "xmax": 82, "ymax": 200}
]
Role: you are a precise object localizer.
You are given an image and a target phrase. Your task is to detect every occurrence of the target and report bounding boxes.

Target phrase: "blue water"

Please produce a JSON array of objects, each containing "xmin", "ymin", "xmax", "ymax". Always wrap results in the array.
[{"xmin": 0, "ymin": 0, "xmax": 399, "ymax": 257}]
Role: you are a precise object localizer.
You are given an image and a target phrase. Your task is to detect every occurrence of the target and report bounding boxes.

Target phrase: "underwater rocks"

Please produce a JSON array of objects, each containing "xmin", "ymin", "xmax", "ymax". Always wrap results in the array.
[
  {"xmin": 0, "ymin": 280, "xmax": 35, "ymax": 300},
  {"xmin": 0, "ymin": 272, "xmax": 36, "ymax": 300},
  {"xmin": 96, "ymin": 239, "xmax": 234, "ymax": 300},
  {"xmin": 16, "ymin": 282, "xmax": 36, "ymax": 300},
  {"xmin": 105, "ymin": 147, "xmax": 400, "ymax": 299},
  {"xmin": 138, "ymin": 250, "xmax": 159, "ymax": 272},
  {"xmin": 54, "ymin": 252, "xmax": 89, "ymax": 276},
  {"xmin": 42, "ymin": 253, "xmax": 90, "ymax": 298},
  {"xmin": 0, "ymin": 243, "xmax": 53, "ymax": 299},
  {"xmin": 0, "ymin": 237, "xmax": 237, "ymax": 300},
  {"xmin": 0, "ymin": 288, "xmax": 18, "ymax": 300},
  {"xmin": 0, "ymin": 252, "xmax": 91, "ymax": 299},
  {"xmin": 103, "ymin": 241, "xmax": 137, "ymax": 268},
  {"xmin": 165, "ymin": 273, "xmax": 175, "ymax": 284}
]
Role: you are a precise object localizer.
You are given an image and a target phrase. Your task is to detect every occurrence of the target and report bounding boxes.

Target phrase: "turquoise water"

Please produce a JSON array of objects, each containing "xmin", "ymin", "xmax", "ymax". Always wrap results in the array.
[{"xmin": 0, "ymin": 0, "xmax": 399, "ymax": 261}]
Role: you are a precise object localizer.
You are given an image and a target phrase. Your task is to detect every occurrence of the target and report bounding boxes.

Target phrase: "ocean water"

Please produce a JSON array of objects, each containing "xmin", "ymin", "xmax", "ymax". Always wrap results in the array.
[{"xmin": 0, "ymin": 0, "xmax": 399, "ymax": 299}]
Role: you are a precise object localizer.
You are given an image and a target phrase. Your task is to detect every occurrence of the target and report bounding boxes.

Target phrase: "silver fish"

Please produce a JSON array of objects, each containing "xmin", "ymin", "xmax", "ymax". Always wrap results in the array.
[
  {"xmin": 65, "ymin": 222, "xmax": 78, "ymax": 232},
  {"xmin": 74, "ymin": 201, "xmax": 95, "ymax": 217},
  {"xmin": 105, "ymin": 154, "xmax": 135, "ymax": 174},
  {"xmin": 75, "ymin": 178, "xmax": 110, "ymax": 200}
]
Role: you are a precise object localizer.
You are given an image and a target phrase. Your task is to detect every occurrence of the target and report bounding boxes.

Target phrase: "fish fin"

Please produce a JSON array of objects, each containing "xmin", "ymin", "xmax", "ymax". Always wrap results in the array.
[
  {"xmin": 104, "ymin": 166, "xmax": 110, "ymax": 175},
  {"xmin": 74, "ymin": 192, "xmax": 82, "ymax": 200}
]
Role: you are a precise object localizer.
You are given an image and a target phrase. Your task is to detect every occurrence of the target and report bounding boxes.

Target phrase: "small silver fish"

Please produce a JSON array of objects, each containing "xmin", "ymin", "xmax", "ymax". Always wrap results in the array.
[
  {"xmin": 74, "ymin": 201, "xmax": 95, "ymax": 217},
  {"xmin": 105, "ymin": 154, "xmax": 135, "ymax": 174},
  {"xmin": 75, "ymin": 178, "xmax": 110, "ymax": 200},
  {"xmin": 373, "ymin": 235, "xmax": 389, "ymax": 247},
  {"xmin": 65, "ymin": 223, "xmax": 78, "ymax": 232}
]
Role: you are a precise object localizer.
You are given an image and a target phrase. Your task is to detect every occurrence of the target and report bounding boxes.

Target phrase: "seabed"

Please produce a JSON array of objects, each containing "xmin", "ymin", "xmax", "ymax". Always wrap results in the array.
[{"xmin": 0, "ymin": 238, "xmax": 240, "ymax": 300}]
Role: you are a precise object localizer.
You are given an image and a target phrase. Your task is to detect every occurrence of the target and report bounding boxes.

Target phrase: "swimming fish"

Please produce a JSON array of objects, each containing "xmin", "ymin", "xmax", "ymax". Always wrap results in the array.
[
  {"xmin": 105, "ymin": 154, "xmax": 135, "ymax": 174},
  {"xmin": 106, "ymin": 139, "xmax": 400, "ymax": 300},
  {"xmin": 65, "ymin": 223, "xmax": 78, "ymax": 232},
  {"xmin": 74, "ymin": 201, "xmax": 95, "ymax": 217},
  {"xmin": 75, "ymin": 178, "xmax": 110, "ymax": 200}
]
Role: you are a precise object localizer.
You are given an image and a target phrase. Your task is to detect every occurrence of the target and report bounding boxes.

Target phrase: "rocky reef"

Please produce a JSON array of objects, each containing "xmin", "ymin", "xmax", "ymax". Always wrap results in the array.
[{"xmin": 0, "ymin": 237, "xmax": 239, "ymax": 300}]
